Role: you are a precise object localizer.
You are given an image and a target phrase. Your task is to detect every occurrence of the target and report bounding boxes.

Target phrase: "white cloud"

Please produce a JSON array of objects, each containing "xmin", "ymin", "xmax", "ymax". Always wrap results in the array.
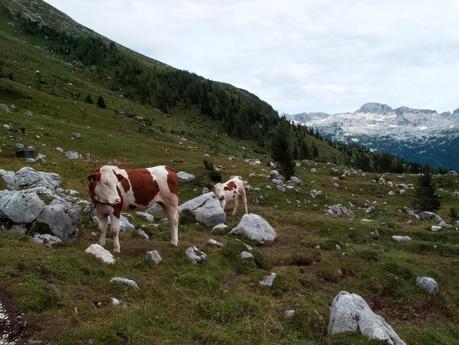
[{"xmin": 46, "ymin": 0, "xmax": 459, "ymax": 113}]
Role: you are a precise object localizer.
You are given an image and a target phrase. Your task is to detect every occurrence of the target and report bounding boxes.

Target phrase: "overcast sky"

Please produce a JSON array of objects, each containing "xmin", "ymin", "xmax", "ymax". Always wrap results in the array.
[{"xmin": 46, "ymin": 0, "xmax": 459, "ymax": 114}]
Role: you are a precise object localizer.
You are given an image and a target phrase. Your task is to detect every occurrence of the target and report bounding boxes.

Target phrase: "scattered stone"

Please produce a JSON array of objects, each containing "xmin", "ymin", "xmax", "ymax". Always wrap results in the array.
[
  {"xmin": 392, "ymin": 235, "xmax": 412, "ymax": 242},
  {"xmin": 71, "ymin": 132, "xmax": 81, "ymax": 139},
  {"xmin": 65, "ymin": 151, "xmax": 80, "ymax": 160},
  {"xmin": 229, "ymin": 213, "xmax": 277, "ymax": 243},
  {"xmin": 416, "ymin": 276, "xmax": 439, "ymax": 295},
  {"xmin": 270, "ymin": 170, "xmax": 284, "ymax": 181},
  {"xmin": 284, "ymin": 309, "xmax": 296, "ymax": 318},
  {"xmin": 310, "ymin": 189, "xmax": 322, "ymax": 198},
  {"xmin": 36, "ymin": 199, "xmax": 81, "ymax": 242},
  {"xmin": 276, "ymin": 185, "xmax": 286, "ymax": 193},
  {"xmin": 110, "ymin": 277, "xmax": 139, "ymax": 289},
  {"xmin": 136, "ymin": 228, "xmax": 150, "ymax": 240},
  {"xmin": 326, "ymin": 204, "xmax": 354, "ymax": 218},
  {"xmin": 135, "ymin": 211, "xmax": 154, "ymax": 223},
  {"xmin": 431, "ymin": 225, "xmax": 441, "ymax": 232},
  {"xmin": 259, "ymin": 272, "xmax": 277, "ymax": 287},
  {"xmin": 328, "ymin": 291, "xmax": 406, "ymax": 345},
  {"xmin": 246, "ymin": 159, "xmax": 261, "ymax": 166},
  {"xmin": 202, "ymin": 187, "xmax": 209, "ymax": 194},
  {"xmin": 0, "ymin": 190, "xmax": 45, "ymax": 223},
  {"xmin": 179, "ymin": 192, "xmax": 226, "ymax": 227},
  {"xmin": 185, "ymin": 246, "xmax": 207, "ymax": 264},
  {"xmin": 365, "ymin": 206, "xmax": 376, "ymax": 214},
  {"xmin": 111, "ymin": 297, "xmax": 122, "ymax": 306},
  {"xmin": 207, "ymin": 238, "xmax": 223, "ymax": 247},
  {"xmin": 388, "ymin": 191, "xmax": 396, "ymax": 196},
  {"xmin": 177, "ymin": 171, "xmax": 195, "ymax": 182},
  {"xmin": 289, "ymin": 176, "xmax": 302, "ymax": 185},
  {"xmin": 211, "ymin": 223, "xmax": 228, "ymax": 234},
  {"xmin": 85, "ymin": 244, "xmax": 116, "ymax": 264},
  {"xmin": 32, "ymin": 233, "xmax": 62, "ymax": 247},
  {"xmin": 1, "ymin": 166, "xmax": 61, "ymax": 190},
  {"xmin": 240, "ymin": 250, "xmax": 253, "ymax": 259},
  {"xmin": 310, "ymin": 168, "xmax": 317, "ymax": 174},
  {"xmin": 146, "ymin": 250, "xmax": 162, "ymax": 264},
  {"xmin": 56, "ymin": 147, "xmax": 64, "ymax": 153},
  {"xmin": 119, "ymin": 215, "xmax": 135, "ymax": 231}
]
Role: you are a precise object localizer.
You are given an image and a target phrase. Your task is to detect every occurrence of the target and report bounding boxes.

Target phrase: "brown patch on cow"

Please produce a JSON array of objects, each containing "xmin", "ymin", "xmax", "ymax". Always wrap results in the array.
[
  {"xmin": 113, "ymin": 170, "xmax": 131, "ymax": 192},
  {"xmin": 165, "ymin": 166, "xmax": 179, "ymax": 195},
  {"xmin": 88, "ymin": 168, "xmax": 101, "ymax": 200},
  {"xmin": 224, "ymin": 181, "xmax": 237, "ymax": 191},
  {"xmin": 113, "ymin": 187, "xmax": 123, "ymax": 218},
  {"xmin": 126, "ymin": 169, "xmax": 159, "ymax": 206}
]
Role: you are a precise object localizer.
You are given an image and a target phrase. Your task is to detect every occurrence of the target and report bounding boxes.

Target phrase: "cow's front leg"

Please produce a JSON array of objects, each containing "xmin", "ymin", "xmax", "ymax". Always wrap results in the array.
[
  {"xmin": 95, "ymin": 208, "xmax": 108, "ymax": 246},
  {"xmin": 232, "ymin": 196, "xmax": 239, "ymax": 216},
  {"xmin": 241, "ymin": 189, "xmax": 248, "ymax": 214},
  {"xmin": 109, "ymin": 213, "xmax": 121, "ymax": 253}
]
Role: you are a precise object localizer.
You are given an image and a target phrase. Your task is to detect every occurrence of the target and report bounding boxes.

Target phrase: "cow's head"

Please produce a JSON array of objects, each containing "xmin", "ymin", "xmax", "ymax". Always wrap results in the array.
[
  {"xmin": 212, "ymin": 183, "xmax": 226, "ymax": 206},
  {"xmin": 88, "ymin": 168, "xmax": 123, "ymax": 205}
]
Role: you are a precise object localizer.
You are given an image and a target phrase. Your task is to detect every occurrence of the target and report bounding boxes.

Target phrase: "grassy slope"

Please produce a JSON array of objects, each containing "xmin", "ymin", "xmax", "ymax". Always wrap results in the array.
[{"xmin": 0, "ymin": 7, "xmax": 459, "ymax": 345}]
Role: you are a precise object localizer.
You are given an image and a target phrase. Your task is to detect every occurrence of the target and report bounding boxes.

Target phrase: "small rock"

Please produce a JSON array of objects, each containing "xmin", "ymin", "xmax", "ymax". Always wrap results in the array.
[
  {"xmin": 211, "ymin": 223, "xmax": 228, "ymax": 234},
  {"xmin": 65, "ymin": 151, "xmax": 80, "ymax": 160},
  {"xmin": 240, "ymin": 250, "xmax": 253, "ymax": 259},
  {"xmin": 185, "ymin": 246, "xmax": 207, "ymax": 264},
  {"xmin": 110, "ymin": 277, "xmax": 139, "ymax": 289},
  {"xmin": 85, "ymin": 244, "xmax": 116, "ymax": 264},
  {"xmin": 202, "ymin": 187, "xmax": 209, "ymax": 194},
  {"xmin": 136, "ymin": 228, "xmax": 150, "ymax": 240},
  {"xmin": 177, "ymin": 171, "xmax": 195, "ymax": 183},
  {"xmin": 259, "ymin": 272, "xmax": 277, "ymax": 287},
  {"xmin": 284, "ymin": 309, "xmax": 296, "ymax": 318},
  {"xmin": 392, "ymin": 235, "xmax": 412, "ymax": 242},
  {"xmin": 416, "ymin": 276, "xmax": 439, "ymax": 295},
  {"xmin": 326, "ymin": 204, "xmax": 354, "ymax": 218},
  {"xmin": 32, "ymin": 233, "xmax": 62, "ymax": 247},
  {"xmin": 146, "ymin": 250, "xmax": 162, "ymax": 264},
  {"xmin": 207, "ymin": 238, "xmax": 223, "ymax": 247},
  {"xmin": 135, "ymin": 211, "xmax": 154, "ymax": 223},
  {"xmin": 431, "ymin": 225, "xmax": 441, "ymax": 232}
]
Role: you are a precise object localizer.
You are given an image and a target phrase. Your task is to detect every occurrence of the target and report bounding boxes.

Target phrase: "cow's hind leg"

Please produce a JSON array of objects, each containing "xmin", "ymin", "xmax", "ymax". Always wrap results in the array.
[
  {"xmin": 241, "ymin": 189, "xmax": 248, "ymax": 214},
  {"xmin": 232, "ymin": 196, "xmax": 239, "ymax": 216},
  {"xmin": 161, "ymin": 202, "xmax": 179, "ymax": 247},
  {"xmin": 109, "ymin": 212, "xmax": 121, "ymax": 253}
]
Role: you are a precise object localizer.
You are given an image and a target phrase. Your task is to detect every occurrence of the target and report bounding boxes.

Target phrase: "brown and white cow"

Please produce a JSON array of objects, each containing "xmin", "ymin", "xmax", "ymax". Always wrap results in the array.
[
  {"xmin": 88, "ymin": 165, "xmax": 179, "ymax": 253},
  {"xmin": 213, "ymin": 176, "xmax": 248, "ymax": 216}
]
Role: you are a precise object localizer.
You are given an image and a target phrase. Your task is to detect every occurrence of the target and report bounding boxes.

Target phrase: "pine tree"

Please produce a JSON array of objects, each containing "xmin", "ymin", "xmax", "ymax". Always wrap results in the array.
[
  {"xmin": 412, "ymin": 170, "xmax": 441, "ymax": 212},
  {"xmin": 84, "ymin": 94, "xmax": 93, "ymax": 104},
  {"xmin": 97, "ymin": 95, "xmax": 106, "ymax": 108},
  {"xmin": 311, "ymin": 143, "xmax": 319, "ymax": 160},
  {"xmin": 271, "ymin": 121, "xmax": 295, "ymax": 178}
]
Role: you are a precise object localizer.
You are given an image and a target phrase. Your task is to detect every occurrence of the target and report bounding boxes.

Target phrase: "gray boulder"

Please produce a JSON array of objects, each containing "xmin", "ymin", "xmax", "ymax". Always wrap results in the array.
[
  {"xmin": 328, "ymin": 291, "xmax": 406, "ymax": 345},
  {"xmin": 177, "ymin": 171, "xmax": 195, "ymax": 183},
  {"xmin": 229, "ymin": 213, "xmax": 277, "ymax": 243},
  {"xmin": 32, "ymin": 233, "xmax": 62, "ymax": 247},
  {"xmin": 419, "ymin": 211, "xmax": 444, "ymax": 224},
  {"xmin": 179, "ymin": 192, "xmax": 226, "ymax": 227},
  {"xmin": 0, "ymin": 190, "xmax": 45, "ymax": 223},
  {"xmin": 36, "ymin": 199, "xmax": 81, "ymax": 242},
  {"xmin": 1, "ymin": 167, "xmax": 61, "ymax": 191},
  {"xmin": 416, "ymin": 277, "xmax": 439, "ymax": 295}
]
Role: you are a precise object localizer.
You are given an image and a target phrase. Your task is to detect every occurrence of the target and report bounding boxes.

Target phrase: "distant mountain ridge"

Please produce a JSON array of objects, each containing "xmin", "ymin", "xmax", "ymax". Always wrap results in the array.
[{"xmin": 287, "ymin": 102, "xmax": 459, "ymax": 170}]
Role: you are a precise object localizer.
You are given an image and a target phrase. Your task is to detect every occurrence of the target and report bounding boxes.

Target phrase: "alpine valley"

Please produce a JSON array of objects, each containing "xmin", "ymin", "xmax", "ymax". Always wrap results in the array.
[{"xmin": 287, "ymin": 102, "xmax": 459, "ymax": 171}]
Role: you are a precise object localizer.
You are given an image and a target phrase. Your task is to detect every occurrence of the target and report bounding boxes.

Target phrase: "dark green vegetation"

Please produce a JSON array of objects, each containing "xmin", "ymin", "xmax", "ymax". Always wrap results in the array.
[
  {"xmin": 0, "ymin": 1, "xmax": 459, "ymax": 344},
  {"xmin": 412, "ymin": 170, "xmax": 441, "ymax": 212}
]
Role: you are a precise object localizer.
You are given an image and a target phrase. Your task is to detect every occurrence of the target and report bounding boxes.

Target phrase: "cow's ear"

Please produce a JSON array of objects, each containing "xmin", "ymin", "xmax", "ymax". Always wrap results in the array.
[
  {"xmin": 88, "ymin": 172, "xmax": 101, "ymax": 182},
  {"xmin": 113, "ymin": 170, "xmax": 124, "ymax": 182}
]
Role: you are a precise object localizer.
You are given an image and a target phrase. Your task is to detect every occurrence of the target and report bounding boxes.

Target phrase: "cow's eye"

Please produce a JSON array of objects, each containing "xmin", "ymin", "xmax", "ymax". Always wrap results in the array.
[{"xmin": 103, "ymin": 181, "xmax": 109, "ymax": 186}]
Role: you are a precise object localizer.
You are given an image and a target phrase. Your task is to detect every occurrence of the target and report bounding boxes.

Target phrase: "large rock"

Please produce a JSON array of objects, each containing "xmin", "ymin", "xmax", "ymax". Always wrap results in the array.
[
  {"xmin": 229, "ymin": 213, "xmax": 277, "ymax": 243},
  {"xmin": 36, "ymin": 199, "xmax": 81, "ymax": 242},
  {"xmin": 177, "ymin": 171, "xmax": 195, "ymax": 183},
  {"xmin": 0, "ymin": 190, "xmax": 45, "ymax": 223},
  {"xmin": 0, "ymin": 167, "xmax": 60, "ymax": 191},
  {"xmin": 85, "ymin": 244, "xmax": 116, "ymax": 264},
  {"xmin": 328, "ymin": 291, "xmax": 406, "ymax": 345},
  {"xmin": 416, "ymin": 276, "xmax": 439, "ymax": 295},
  {"xmin": 419, "ymin": 211, "xmax": 444, "ymax": 224},
  {"xmin": 179, "ymin": 192, "xmax": 226, "ymax": 227},
  {"xmin": 326, "ymin": 204, "xmax": 354, "ymax": 218}
]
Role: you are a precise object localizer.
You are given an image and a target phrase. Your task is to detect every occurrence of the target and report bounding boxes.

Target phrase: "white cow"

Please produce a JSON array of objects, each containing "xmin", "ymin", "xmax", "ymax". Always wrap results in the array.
[{"xmin": 213, "ymin": 176, "xmax": 248, "ymax": 216}]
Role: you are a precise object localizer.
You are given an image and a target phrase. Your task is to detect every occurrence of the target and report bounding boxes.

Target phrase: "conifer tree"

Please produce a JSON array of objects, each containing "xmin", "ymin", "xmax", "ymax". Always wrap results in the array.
[
  {"xmin": 271, "ymin": 121, "xmax": 295, "ymax": 178},
  {"xmin": 97, "ymin": 95, "xmax": 106, "ymax": 108},
  {"xmin": 412, "ymin": 170, "xmax": 441, "ymax": 212}
]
